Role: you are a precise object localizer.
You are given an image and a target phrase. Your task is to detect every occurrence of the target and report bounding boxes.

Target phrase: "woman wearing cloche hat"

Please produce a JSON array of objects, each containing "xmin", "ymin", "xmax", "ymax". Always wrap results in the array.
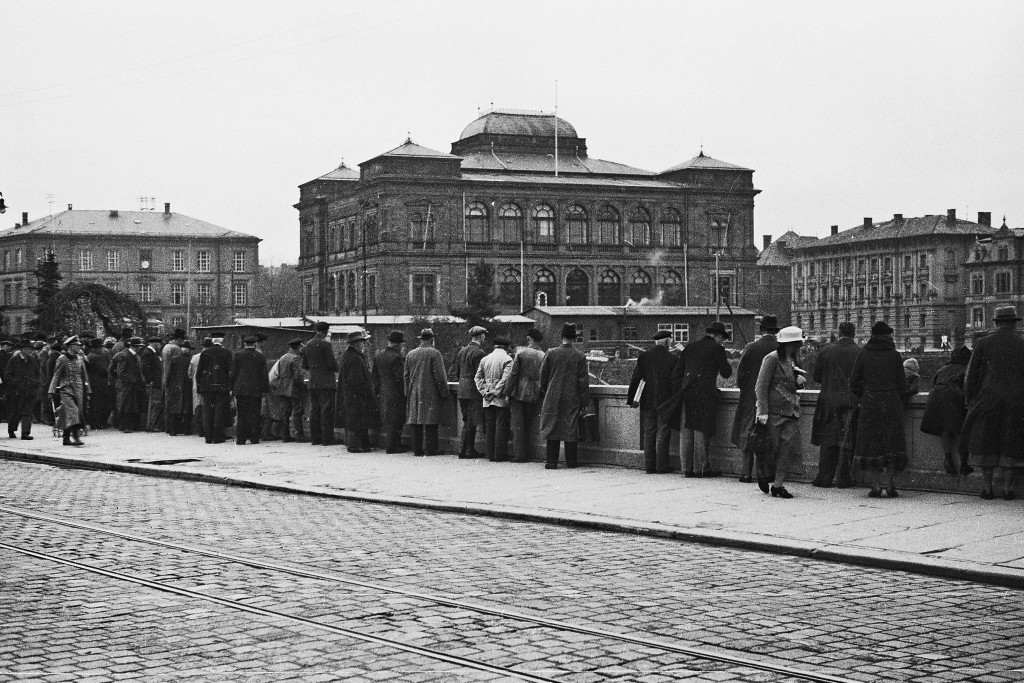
[{"xmin": 754, "ymin": 326, "xmax": 806, "ymax": 498}]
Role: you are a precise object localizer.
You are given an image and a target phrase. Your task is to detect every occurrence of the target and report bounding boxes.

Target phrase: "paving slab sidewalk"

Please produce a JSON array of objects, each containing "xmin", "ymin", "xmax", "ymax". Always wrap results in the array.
[{"xmin": 2, "ymin": 430, "xmax": 1022, "ymax": 588}]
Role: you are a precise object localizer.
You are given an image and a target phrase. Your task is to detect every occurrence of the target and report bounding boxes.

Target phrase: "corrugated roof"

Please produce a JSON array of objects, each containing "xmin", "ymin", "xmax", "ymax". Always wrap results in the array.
[
  {"xmin": 459, "ymin": 110, "xmax": 578, "ymax": 140},
  {"xmin": 528, "ymin": 305, "xmax": 756, "ymax": 317},
  {"xmin": 806, "ymin": 215, "xmax": 995, "ymax": 249},
  {"xmin": 757, "ymin": 231, "xmax": 819, "ymax": 267},
  {"xmin": 0, "ymin": 209, "xmax": 258, "ymax": 240},
  {"xmin": 463, "ymin": 172, "xmax": 681, "ymax": 189},
  {"xmin": 661, "ymin": 152, "xmax": 752, "ymax": 173},
  {"xmin": 460, "ymin": 151, "xmax": 651, "ymax": 176}
]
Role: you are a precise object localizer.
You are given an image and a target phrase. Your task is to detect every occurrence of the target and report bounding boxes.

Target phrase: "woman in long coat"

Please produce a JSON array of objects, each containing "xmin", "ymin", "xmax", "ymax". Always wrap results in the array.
[
  {"xmin": 49, "ymin": 336, "xmax": 90, "ymax": 446},
  {"xmin": 165, "ymin": 342, "xmax": 194, "ymax": 436},
  {"xmin": 850, "ymin": 320, "xmax": 908, "ymax": 498},
  {"xmin": 539, "ymin": 323, "xmax": 590, "ymax": 468},
  {"xmin": 920, "ymin": 346, "xmax": 971, "ymax": 476}
]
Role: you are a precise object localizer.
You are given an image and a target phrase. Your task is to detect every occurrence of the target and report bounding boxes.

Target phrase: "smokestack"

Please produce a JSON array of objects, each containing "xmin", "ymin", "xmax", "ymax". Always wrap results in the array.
[
  {"xmin": 830, "ymin": 225, "xmax": 839, "ymax": 236},
  {"xmin": 762, "ymin": 235, "xmax": 771, "ymax": 250},
  {"xmin": 894, "ymin": 213, "xmax": 903, "ymax": 224},
  {"xmin": 164, "ymin": 202, "xmax": 171, "ymax": 215},
  {"xmin": 21, "ymin": 211, "xmax": 28, "ymax": 225},
  {"xmin": 863, "ymin": 217, "xmax": 872, "ymax": 229},
  {"xmin": 109, "ymin": 210, "xmax": 119, "ymax": 218},
  {"xmin": 978, "ymin": 211, "xmax": 991, "ymax": 227},
  {"xmin": 947, "ymin": 208, "xmax": 956, "ymax": 226}
]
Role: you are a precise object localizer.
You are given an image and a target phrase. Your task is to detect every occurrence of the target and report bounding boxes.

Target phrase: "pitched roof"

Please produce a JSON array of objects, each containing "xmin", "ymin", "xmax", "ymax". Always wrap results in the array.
[
  {"xmin": 757, "ymin": 231, "xmax": 819, "ymax": 267},
  {"xmin": 317, "ymin": 163, "xmax": 359, "ymax": 181},
  {"xmin": 661, "ymin": 151, "xmax": 752, "ymax": 173},
  {"xmin": 0, "ymin": 209, "xmax": 258, "ymax": 240},
  {"xmin": 376, "ymin": 139, "xmax": 459, "ymax": 159},
  {"xmin": 805, "ymin": 215, "xmax": 995, "ymax": 249},
  {"xmin": 460, "ymin": 151, "xmax": 651, "ymax": 176}
]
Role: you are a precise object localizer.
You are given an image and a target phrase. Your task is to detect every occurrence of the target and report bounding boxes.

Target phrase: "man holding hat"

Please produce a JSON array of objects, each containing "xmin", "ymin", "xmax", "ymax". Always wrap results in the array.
[
  {"xmin": 231, "ymin": 335, "xmax": 269, "ymax": 445},
  {"xmin": 196, "ymin": 332, "xmax": 233, "ymax": 443},
  {"xmin": 404, "ymin": 328, "xmax": 449, "ymax": 456},
  {"xmin": 49, "ymin": 336, "xmax": 90, "ymax": 446},
  {"xmin": 475, "ymin": 337, "xmax": 513, "ymax": 461},
  {"xmin": 730, "ymin": 315, "xmax": 780, "ymax": 481},
  {"xmin": 140, "ymin": 336, "xmax": 164, "ymax": 432},
  {"xmin": 338, "ymin": 330, "xmax": 380, "ymax": 452},
  {"xmin": 4, "ymin": 339, "xmax": 40, "ymax": 439},
  {"xmin": 455, "ymin": 325, "xmax": 488, "ymax": 459},
  {"xmin": 669, "ymin": 320, "xmax": 733, "ymax": 477},
  {"xmin": 506, "ymin": 328, "xmax": 545, "ymax": 462},
  {"xmin": 372, "ymin": 330, "xmax": 407, "ymax": 453},
  {"xmin": 302, "ymin": 321, "xmax": 339, "ymax": 446},
  {"xmin": 269, "ymin": 338, "xmax": 307, "ymax": 442},
  {"xmin": 539, "ymin": 323, "xmax": 590, "ymax": 469},
  {"xmin": 110, "ymin": 337, "xmax": 146, "ymax": 433},
  {"xmin": 627, "ymin": 328, "xmax": 680, "ymax": 474}
]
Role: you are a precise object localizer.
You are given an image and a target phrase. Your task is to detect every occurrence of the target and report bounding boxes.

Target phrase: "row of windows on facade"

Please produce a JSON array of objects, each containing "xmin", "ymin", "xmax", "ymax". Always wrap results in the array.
[
  {"xmin": 795, "ymin": 252, "xmax": 940, "ymax": 278},
  {"xmin": 64, "ymin": 249, "xmax": 249, "ymax": 273},
  {"xmin": 2, "ymin": 281, "xmax": 250, "ymax": 307},
  {"xmin": 796, "ymin": 281, "xmax": 937, "ymax": 304},
  {"xmin": 312, "ymin": 204, "xmax": 730, "ymax": 252},
  {"xmin": 796, "ymin": 311, "xmax": 931, "ymax": 339},
  {"xmin": 969, "ymin": 271, "xmax": 1014, "ymax": 295}
]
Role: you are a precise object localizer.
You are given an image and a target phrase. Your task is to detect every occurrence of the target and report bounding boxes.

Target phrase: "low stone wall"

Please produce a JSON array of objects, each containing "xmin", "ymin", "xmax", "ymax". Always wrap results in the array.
[{"xmin": 443, "ymin": 384, "xmax": 976, "ymax": 494}]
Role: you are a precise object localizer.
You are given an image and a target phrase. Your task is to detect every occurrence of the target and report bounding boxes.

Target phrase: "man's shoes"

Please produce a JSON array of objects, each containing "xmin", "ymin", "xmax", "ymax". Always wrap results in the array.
[
  {"xmin": 757, "ymin": 477, "xmax": 770, "ymax": 494},
  {"xmin": 700, "ymin": 469, "xmax": 721, "ymax": 478},
  {"xmin": 545, "ymin": 464, "xmax": 558, "ymax": 469},
  {"xmin": 427, "ymin": 450, "xmax": 447, "ymax": 456},
  {"xmin": 738, "ymin": 475, "xmax": 753, "ymax": 483},
  {"xmin": 386, "ymin": 446, "xmax": 410, "ymax": 454},
  {"xmin": 770, "ymin": 485, "xmax": 793, "ymax": 499},
  {"xmin": 310, "ymin": 440, "xmax": 322, "ymax": 446},
  {"xmin": 347, "ymin": 447, "xmax": 371, "ymax": 453},
  {"xmin": 413, "ymin": 452, "xmax": 426, "ymax": 457},
  {"xmin": 7, "ymin": 432, "xmax": 15, "ymax": 438},
  {"xmin": 459, "ymin": 453, "xmax": 483, "ymax": 459},
  {"xmin": 656, "ymin": 468, "xmax": 673, "ymax": 474},
  {"xmin": 511, "ymin": 458, "xmax": 530, "ymax": 463},
  {"xmin": 684, "ymin": 470, "xmax": 697, "ymax": 478},
  {"xmin": 282, "ymin": 437, "xmax": 294, "ymax": 443},
  {"xmin": 981, "ymin": 489, "xmax": 995, "ymax": 500},
  {"xmin": 1004, "ymin": 490, "xmax": 1016, "ymax": 501},
  {"xmin": 20, "ymin": 435, "xmax": 33, "ymax": 441},
  {"xmin": 646, "ymin": 469, "xmax": 658, "ymax": 474},
  {"xmin": 811, "ymin": 481, "xmax": 831, "ymax": 488},
  {"xmin": 835, "ymin": 481, "xmax": 854, "ymax": 489}
]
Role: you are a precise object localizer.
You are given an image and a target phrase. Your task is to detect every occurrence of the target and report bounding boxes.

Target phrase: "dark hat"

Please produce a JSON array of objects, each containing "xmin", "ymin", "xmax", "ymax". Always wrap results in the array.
[
  {"xmin": 346, "ymin": 330, "xmax": 369, "ymax": 343},
  {"xmin": 180, "ymin": 340, "xmax": 193, "ymax": 350},
  {"xmin": 388, "ymin": 330, "xmax": 405, "ymax": 344},
  {"xmin": 759, "ymin": 315, "xmax": 780, "ymax": 332},
  {"xmin": 210, "ymin": 332, "xmax": 225, "ymax": 339},
  {"xmin": 314, "ymin": 321, "xmax": 330, "ymax": 332},
  {"xmin": 121, "ymin": 327, "xmax": 134, "ymax": 337},
  {"xmin": 288, "ymin": 337, "xmax": 305, "ymax": 348},
  {"xmin": 103, "ymin": 338, "xmax": 115, "ymax": 347},
  {"xmin": 63, "ymin": 335, "xmax": 82, "ymax": 346},
  {"xmin": 871, "ymin": 320, "xmax": 894, "ymax": 336},
  {"xmin": 526, "ymin": 328, "xmax": 543, "ymax": 342},
  {"xmin": 994, "ymin": 306, "xmax": 1021, "ymax": 322},
  {"xmin": 34, "ymin": 333, "xmax": 47, "ymax": 341},
  {"xmin": 652, "ymin": 330, "xmax": 672, "ymax": 341},
  {"xmin": 493, "ymin": 337, "xmax": 511, "ymax": 348},
  {"xmin": 838, "ymin": 321, "xmax": 856, "ymax": 337},
  {"xmin": 129, "ymin": 336, "xmax": 145, "ymax": 346},
  {"xmin": 147, "ymin": 336, "xmax": 162, "ymax": 343},
  {"xmin": 560, "ymin": 323, "xmax": 577, "ymax": 339},
  {"xmin": 951, "ymin": 345, "xmax": 972, "ymax": 365},
  {"xmin": 418, "ymin": 327, "xmax": 435, "ymax": 339},
  {"xmin": 17, "ymin": 338, "xmax": 33, "ymax": 349},
  {"xmin": 202, "ymin": 337, "xmax": 214, "ymax": 347},
  {"xmin": 706, "ymin": 321, "xmax": 730, "ymax": 339},
  {"xmin": 89, "ymin": 338, "xmax": 104, "ymax": 349},
  {"xmin": 255, "ymin": 332, "xmax": 268, "ymax": 342},
  {"xmin": 242, "ymin": 335, "xmax": 259, "ymax": 344},
  {"xmin": 172, "ymin": 328, "xmax": 187, "ymax": 339},
  {"xmin": 33, "ymin": 341, "xmax": 45, "ymax": 349}
]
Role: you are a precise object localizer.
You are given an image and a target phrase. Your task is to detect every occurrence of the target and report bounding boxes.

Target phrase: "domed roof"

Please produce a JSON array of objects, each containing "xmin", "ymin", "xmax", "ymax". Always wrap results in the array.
[{"xmin": 459, "ymin": 109, "xmax": 578, "ymax": 140}]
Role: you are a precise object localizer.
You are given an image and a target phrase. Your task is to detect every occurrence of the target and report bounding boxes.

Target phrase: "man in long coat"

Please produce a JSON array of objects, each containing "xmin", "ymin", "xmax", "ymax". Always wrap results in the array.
[
  {"xmin": 165, "ymin": 340, "xmax": 194, "ymax": 436},
  {"xmin": 961, "ymin": 306, "xmax": 1024, "ymax": 500},
  {"xmin": 110, "ymin": 337, "xmax": 146, "ymax": 433},
  {"xmin": 669, "ymin": 321, "xmax": 733, "ymax": 477},
  {"xmin": 85, "ymin": 338, "xmax": 114, "ymax": 430},
  {"xmin": 161, "ymin": 328, "xmax": 186, "ymax": 434},
  {"xmin": 404, "ymin": 328, "xmax": 449, "ymax": 456},
  {"xmin": 455, "ymin": 325, "xmax": 487, "ymax": 459},
  {"xmin": 301, "ymin": 321, "xmax": 338, "ymax": 446},
  {"xmin": 338, "ymin": 330, "xmax": 380, "ymax": 452},
  {"xmin": 539, "ymin": 323, "xmax": 590, "ymax": 469},
  {"xmin": 4, "ymin": 339, "xmax": 40, "ymax": 439},
  {"xmin": 730, "ymin": 315, "xmax": 779, "ymax": 481},
  {"xmin": 230, "ymin": 335, "xmax": 269, "ymax": 445},
  {"xmin": 48, "ymin": 336, "xmax": 90, "ymax": 446},
  {"xmin": 506, "ymin": 328, "xmax": 545, "ymax": 462},
  {"xmin": 372, "ymin": 330, "xmax": 407, "ymax": 453},
  {"xmin": 628, "ymin": 329, "xmax": 680, "ymax": 474},
  {"xmin": 39, "ymin": 336, "xmax": 61, "ymax": 426},
  {"xmin": 811, "ymin": 321, "xmax": 861, "ymax": 488},
  {"xmin": 140, "ymin": 336, "xmax": 164, "ymax": 432},
  {"xmin": 0, "ymin": 339, "xmax": 13, "ymax": 422},
  {"xmin": 475, "ymin": 337, "xmax": 513, "ymax": 462},
  {"xmin": 196, "ymin": 333, "xmax": 233, "ymax": 444},
  {"xmin": 270, "ymin": 338, "xmax": 307, "ymax": 442}
]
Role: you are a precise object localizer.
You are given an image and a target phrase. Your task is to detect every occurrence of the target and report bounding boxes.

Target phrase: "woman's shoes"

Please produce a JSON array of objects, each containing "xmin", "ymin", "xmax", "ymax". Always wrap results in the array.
[
  {"xmin": 981, "ymin": 489, "xmax": 995, "ymax": 500},
  {"xmin": 1004, "ymin": 490, "xmax": 1017, "ymax": 501},
  {"xmin": 868, "ymin": 487, "xmax": 882, "ymax": 498},
  {"xmin": 757, "ymin": 477, "xmax": 770, "ymax": 494},
  {"xmin": 770, "ymin": 485, "xmax": 793, "ymax": 499}
]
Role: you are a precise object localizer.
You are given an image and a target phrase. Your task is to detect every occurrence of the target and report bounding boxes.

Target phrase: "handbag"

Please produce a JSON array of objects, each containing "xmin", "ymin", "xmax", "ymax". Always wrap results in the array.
[{"xmin": 746, "ymin": 420, "xmax": 776, "ymax": 481}]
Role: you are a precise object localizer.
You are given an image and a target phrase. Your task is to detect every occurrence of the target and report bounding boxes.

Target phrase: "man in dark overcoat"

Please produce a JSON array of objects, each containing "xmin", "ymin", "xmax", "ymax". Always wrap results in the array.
[
  {"xmin": 110, "ymin": 337, "xmax": 146, "ymax": 432},
  {"xmin": 811, "ymin": 321, "xmax": 861, "ymax": 488},
  {"xmin": 539, "ymin": 323, "xmax": 590, "ymax": 470},
  {"xmin": 161, "ymin": 328, "xmax": 186, "ymax": 434},
  {"xmin": 628, "ymin": 329, "xmax": 680, "ymax": 474},
  {"xmin": 4, "ymin": 339, "xmax": 40, "ymax": 439},
  {"xmin": 230, "ymin": 335, "xmax": 269, "ymax": 445},
  {"xmin": 455, "ymin": 325, "xmax": 487, "ymax": 459},
  {"xmin": 404, "ymin": 328, "xmax": 449, "ymax": 456},
  {"xmin": 506, "ymin": 328, "xmax": 545, "ymax": 463},
  {"xmin": 270, "ymin": 338, "xmax": 307, "ymax": 442},
  {"xmin": 39, "ymin": 336, "xmax": 61, "ymax": 425},
  {"xmin": 961, "ymin": 306, "xmax": 1024, "ymax": 500},
  {"xmin": 372, "ymin": 330, "xmax": 407, "ymax": 453},
  {"xmin": 165, "ymin": 340, "xmax": 194, "ymax": 436},
  {"xmin": 301, "ymin": 321, "xmax": 339, "ymax": 446},
  {"xmin": 338, "ymin": 330, "xmax": 380, "ymax": 452},
  {"xmin": 669, "ymin": 321, "xmax": 733, "ymax": 477},
  {"xmin": 85, "ymin": 338, "xmax": 114, "ymax": 430},
  {"xmin": 140, "ymin": 336, "xmax": 164, "ymax": 432},
  {"xmin": 730, "ymin": 315, "xmax": 779, "ymax": 481},
  {"xmin": 196, "ymin": 332, "xmax": 233, "ymax": 444},
  {"xmin": 0, "ymin": 339, "xmax": 13, "ymax": 422}
]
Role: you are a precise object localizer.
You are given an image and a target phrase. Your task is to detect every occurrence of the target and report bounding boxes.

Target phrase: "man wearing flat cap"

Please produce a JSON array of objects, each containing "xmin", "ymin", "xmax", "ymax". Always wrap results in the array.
[
  {"xmin": 302, "ymin": 321, "xmax": 339, "ymax": 445},
  {"xmin": 730, "ymin": 315, "xmax": 780, "ymax": 481},
  {"xmin": 668, "ymin": 320, "xmax": 733, "ymax": 477},
  {"xmin": 338, "ymin": 330, "xmax": 380, "ymax": 452},
  {"xmin": 404, "ymin": 328, "xmax": 450, "ymax": 456},
  {"xmin": 268, "ymin": 338, "xmax": 307, "ymax": 442},
  {"xmin": 539, "ymin": 323, "xmax": 590, "ymax": 469},
  {"xmin": 4, "ymin": 339, "xmax": 41, "ymax": 440},
  {"xmin": 373, "ymin": 330, "xmax": 407, "ymax": 452},
  {"xmin": 196, "ymin": 332, "xmax": 233, "ymax": 443},
  {"xmin": 231, "ymin": 335, "xmax": 269, "ymax": 445},
  {"xmin": 455, "ymin": 325, "xmax": 488, "ymax": 458},
  {"xmin": 38, "ymin": 335, "xmax": 61, "ymax": 426},
  {"xmin": 627, "ymin": 328, "xmax": 679, "ymax": 474}
]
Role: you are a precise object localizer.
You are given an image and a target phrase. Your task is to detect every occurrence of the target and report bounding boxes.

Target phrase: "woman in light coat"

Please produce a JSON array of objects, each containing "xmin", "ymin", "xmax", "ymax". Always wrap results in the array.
[{"xmin": 754, "ymin": 326, "xmax": 807, "ymax": 499}]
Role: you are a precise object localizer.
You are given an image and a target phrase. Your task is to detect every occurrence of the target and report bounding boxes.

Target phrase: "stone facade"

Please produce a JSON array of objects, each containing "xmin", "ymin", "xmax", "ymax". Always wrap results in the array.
[
  {"xmin": 755, "ymin": 231, "xmax": 821, "ymax": 327},
  {"xmin": 963, "ymin": 216, "xmax": 1024, "ymax": 335},
  {"xmin": 295, "ymin": 109, "xmax": 761, "ymax": 320}
]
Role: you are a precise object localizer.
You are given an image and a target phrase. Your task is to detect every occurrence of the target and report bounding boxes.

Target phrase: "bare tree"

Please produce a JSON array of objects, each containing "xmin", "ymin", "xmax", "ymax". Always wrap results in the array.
[{"xmin": 255, "ymin": 264, "xmax": 303, "ymax": 318}]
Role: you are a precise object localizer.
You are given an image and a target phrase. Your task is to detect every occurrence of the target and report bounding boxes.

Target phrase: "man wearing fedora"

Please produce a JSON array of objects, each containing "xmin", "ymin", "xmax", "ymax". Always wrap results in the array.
[
  {"xmin": 338, "ymin": 330, "xmax": 380, "ymax": 453},
  {"xmin": 670, "ymin": 320, "xmax": 733, "ymax": 477},
  {"xmin": 811, "ymin": 321, "xmax": 861, "ymax": 488},
  {"xmin": 404, "ymin": 328, "xmax": 449, "ymax": 456},
  {"xmin": 455, "ymin": 325, "xmax": 488, "ymax": 459},
  {"xmin": 85, "ymin": 337, "xmax": 114, "ymax": 430},
  {"xmin": 231, "ymin": 335, "xmax": 269, "ymax": 445},
  {"xmin": 730, "ymin": 315, "xmax": 780, "ymax": 481},
  {"xmin": 373, "ymin": 330, "xmax": 408, "ymax": 453},
  {"xmin": 4, "ymin": 339, "xmax": 40, "ymax": 439},
  {"xmin": 302, "ymin": 321, "xmax": 339, "ymax": 446},
  {"xmin": 110, "ymin": 337, "xmax": 147, "ymax": 433},
  {"xmin": 628, "ymin": 329, "xmax": 680, "ymax": 474},
  {"xmin": 196, "ymin": 332, "xmax": 233, "ymax": 444},
  {"xmin": 961, "ymin": 305, "xmax": 1024, "ymax": 500},
  {"xmin": 539, "ymin": 323, "xmax": 590, "ymax": 469},
  {"xmin": 140, "ymin": 336, "xmax": 164, "ymax": 432}
]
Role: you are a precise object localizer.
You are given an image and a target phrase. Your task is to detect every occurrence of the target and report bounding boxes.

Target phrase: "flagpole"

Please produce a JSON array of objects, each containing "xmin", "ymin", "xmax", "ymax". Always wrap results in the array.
[{"xmin": 554, "ymin": 80, "xmax": 559, "ymax": 178}]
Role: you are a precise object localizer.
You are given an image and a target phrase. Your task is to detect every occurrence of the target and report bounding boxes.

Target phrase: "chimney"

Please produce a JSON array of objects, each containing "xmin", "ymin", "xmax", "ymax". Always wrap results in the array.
[
  {"xmin": 894, "ymin": 213, "xmax": 903, "ymax": 224},
  {"xmin": 21, "ymin": 211, "xmax": 28, "ymax": 225},
  {"xmin": 109, "ymin": 209, "xmax": 119, "ymax": 218},
  {"xmin": 978, "ymin": 211, "xmax": 991, "ymax": 227},
  {"xmin": 164, "ymin": 202, "xmax": 171, "ymax": 215},
  {"xmin": 67, "ymin": 204, "xmax": 73, "ymax": 211},
  {"xmin": 830, "ymin": 225, "xmax": 839, "ymax": 236},
  {"xmin": 762, "ymin": 235, "xmax": 772, "ymax": 250},
  {"xmin": 863, "ymin": 217, "xmax": 872, "ymax": 229},
  {"xmin": 946, "ymin": 208, "xmax": 956, "ymax": 226}
]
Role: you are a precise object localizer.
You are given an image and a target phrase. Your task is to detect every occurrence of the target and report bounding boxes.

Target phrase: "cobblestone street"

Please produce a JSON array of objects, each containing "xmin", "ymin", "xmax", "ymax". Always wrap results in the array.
[{"xmin": 1, "ymin": 460, "xmax": 1022, "ymax": 682}]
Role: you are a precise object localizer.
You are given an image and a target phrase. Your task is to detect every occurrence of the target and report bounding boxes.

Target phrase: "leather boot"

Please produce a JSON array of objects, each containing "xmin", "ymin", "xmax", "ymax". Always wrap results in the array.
[{"xmin": 71, "ymin": 429, "xmax": 84, "ymax": 446}]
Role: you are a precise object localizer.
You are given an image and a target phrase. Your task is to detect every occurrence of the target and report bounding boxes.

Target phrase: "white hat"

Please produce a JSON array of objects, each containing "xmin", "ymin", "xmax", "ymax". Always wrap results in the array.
[{"xmin": 776, "ymin": 326, "xmax": 805, "ymax": 344}]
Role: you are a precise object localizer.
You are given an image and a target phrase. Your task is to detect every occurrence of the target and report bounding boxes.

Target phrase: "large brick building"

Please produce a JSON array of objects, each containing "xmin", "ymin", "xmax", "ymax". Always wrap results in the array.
[
  {"xmin": 295, "ymin": 109, "xmax": 762, "ymax": 335},
  {"xmin": 0, "ymin": 205, "xmax": 261, "ymax": 335}
]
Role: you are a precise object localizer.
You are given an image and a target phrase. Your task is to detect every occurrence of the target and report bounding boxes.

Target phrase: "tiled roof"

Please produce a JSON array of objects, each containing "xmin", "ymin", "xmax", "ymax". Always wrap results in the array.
[
  {"xmin": 805, "ymin": 215, "xmax": 995, "ymax": 249},
  {"xmin": 463, "ymin": 172, "xmax": 681, "ymax": 189},
  {"xmin": 460, "ymin": 151, "xmax": 651, "ymax": 176},
  {"xmin": 459, "ymin": 110, "xmax": 578, "ymax": 140},
  {"xmin": 757, "ymin": 231, "xmax": 819, "ymax": 267},
  {"xmin": 0, "ymin": 209, "xmax": 258, "ymax": 240},
  {"xmin": 377, "ymin": 139, "xmax": 459, "ymax": 159},
  {"xmin": 528, "ymin": 305, "xmax": 756, "ymax": 317},
  {"xmin": 317, "ymin": 164, "xmax": 359, "ymax": 181},
  {"xmin": 661, "ymin": 152, "xmax": 752, "ymax": 173}
]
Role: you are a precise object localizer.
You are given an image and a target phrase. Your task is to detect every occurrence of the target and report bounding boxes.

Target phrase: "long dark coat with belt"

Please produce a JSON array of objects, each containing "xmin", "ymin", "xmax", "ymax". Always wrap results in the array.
[
  {"xmin": 110, "ymin": 349, "xmax": 145, "ymax": 414},
  {"xmin": 372, "ymin": 347, "xmax": 405, "ymax": 430},
  {"xmin": 850, "ymin": 335, "xmax": 908, "ymax": 471},
  {"xmin": 811, "ymin": 337, "xmax": 861, "ymax": 446},
  {"xmin": 730, "ymin": 333, "xmax": 777, "ymax": 449},
  {"xmin": 165, "ymin": 351, "xmax": 194, "ymax": 416},
  {"xmin": 539, "ymin": 343, "xmax": 590, "ymax": 442},
  {"xmin": 5, "ymin": 350, "xmax": 41, "ymax": 417},
  {"xmin": 920, "ymin": 354, "xmax": 969, "ymax": 436},
  {"xmin": 338, "ymin": 345, "xmax": 381, "ymax": 430},
  {"xmin": 669, "ymin": 334, "xmax": 732, "ymax": 435},
  {"xmin": 960, "ymin": 326, "xmax": 1024, "ymax": 461}
]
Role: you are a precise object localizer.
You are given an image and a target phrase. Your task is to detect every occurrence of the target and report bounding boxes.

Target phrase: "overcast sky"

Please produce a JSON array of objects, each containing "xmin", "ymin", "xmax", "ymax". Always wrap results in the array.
[{"xmin": 2, "ymin": 0, "xmax": 1022, "ymax": 265}]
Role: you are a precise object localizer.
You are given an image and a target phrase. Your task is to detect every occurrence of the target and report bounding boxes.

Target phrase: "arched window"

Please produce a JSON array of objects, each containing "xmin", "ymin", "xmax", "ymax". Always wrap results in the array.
[
  {"xmin": 466, "ymin": 202, "xmax": 489, "ymax": 243},
  {"xmin": 596, "ymin": 205, "xmax": 620, "ymax": 245},
  {"xmin": 498, "ymin": 202, "xmax": 524, "ymax": 243},
  {"xmin": 661, "ymin": 269, "xmax": 684, "ymax": 305},
  {"xmin": 598, "ymin": 268, "xmax": 622, "ymax": 305},
  {"xmin": 534, "ymin": 268, "xmax": 556, "ymax": 307},
  {"xmin": 566, "ymin": 204, "xmax": 588, "ymax": 244},
  {"xmin": 658, "ymin": 208, "xmax": 682, "ymax": 247},
  {"xmin": 364, "ymin": 209, "xmax": 379, "ymax": 245},
  {"xmin": 566, "ymin": 268, "xmax": 590, "ymax": 305},
  {"xmin": 627, "ymin": 207, "xmax": 651, "ymax": 246},
  {"xmin": 409, "ymin": 209, "xmax": 435, "ymax": 249},
  {"xmin": 630, "ymin": 270, "xmax": 652, "ymax": 302},
  {"xmin": 709, "ymin": 214, "xmax": 730, "ymax": 251},
  {"xmin": 499, "ymin": 267, "xmax": 521, "ymax": 306},
  {"xmin": 533, "ymin": 203, "xmax": 555, "ymax": 244}
]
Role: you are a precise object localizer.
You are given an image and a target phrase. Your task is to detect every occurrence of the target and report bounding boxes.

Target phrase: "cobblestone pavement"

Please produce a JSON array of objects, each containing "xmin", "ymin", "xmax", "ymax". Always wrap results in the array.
[{"xmin": 1, "ymin": 461, "xmax": 1023, "ymax": 682}]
